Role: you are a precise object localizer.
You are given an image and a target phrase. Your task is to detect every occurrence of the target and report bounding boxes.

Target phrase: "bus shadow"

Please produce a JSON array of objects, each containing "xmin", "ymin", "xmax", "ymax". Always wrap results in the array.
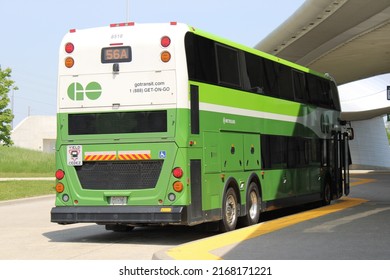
[
  {"xmin": 44, "ymin": 203, "xmax": 319, "ymax": 247},
  {"xmin": 43, "ymin": 223, "xmax": 218, "ymax": 246},
  {"xmin": 257, "ymin": 202, "xmax": 321, "ymax": 224}
]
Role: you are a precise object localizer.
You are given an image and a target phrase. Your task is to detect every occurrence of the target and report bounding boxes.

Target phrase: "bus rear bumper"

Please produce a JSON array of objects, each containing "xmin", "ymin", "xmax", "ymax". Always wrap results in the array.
[{"xmin": 50, "ymin": 205, "xmax": 188, "ymax": 225}]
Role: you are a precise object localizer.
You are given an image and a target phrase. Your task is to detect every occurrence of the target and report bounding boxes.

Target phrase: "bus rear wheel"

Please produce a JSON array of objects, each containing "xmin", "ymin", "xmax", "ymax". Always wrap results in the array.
[
  {"xmin": 219, "ymin": 187, "xmax": 239, "ymax": 232},
  {"xmin": 239, "ymin": 182, "xmax": 261, "ymax": 227}
]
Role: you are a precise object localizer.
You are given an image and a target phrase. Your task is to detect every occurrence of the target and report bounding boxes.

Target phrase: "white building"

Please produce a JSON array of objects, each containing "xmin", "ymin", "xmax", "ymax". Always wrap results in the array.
[
  {"xmin": 11, "ymin": 116, "xmax": 56, "ymax": 153},
  {"xmin": 349, "ymin": 118, "xmax": 390, "ymax": 168},
  {"xmin": 339, "ymin": 73, "xmax": 390, "ymax": 168}
]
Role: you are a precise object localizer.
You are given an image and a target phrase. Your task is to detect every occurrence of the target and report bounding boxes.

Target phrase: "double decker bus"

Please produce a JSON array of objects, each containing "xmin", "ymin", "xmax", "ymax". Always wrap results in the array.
[{"xmin": 51, "ymin": 22, "xmax": 353, "ymax": 232}]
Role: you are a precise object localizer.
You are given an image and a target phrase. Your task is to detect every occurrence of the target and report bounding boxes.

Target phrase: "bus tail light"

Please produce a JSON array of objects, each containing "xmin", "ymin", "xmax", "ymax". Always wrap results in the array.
[
  {"xmin": 161, "ymin": 36, "xmax": 171, "ymax": 48},
  {"xmin": 173, "ymin": 181, "xmax": 183, "ymax": 192},
  {"xmin": 55, "ymin": 169, "xmax": 65, "ymax": 180},
  {"xmin": 161, "ymin": 51, "xmax": 171, "ymax": 63},
  {"xmin": 172, "ymin": 167, "xmax": 183, "ymax": 178},
  {"xmin": 65, "ymin": 57, "xmax": 74, "ymax": 68},
  {"xmin": 55, "ymin": 182, "xmax": 65, "ymax": 193},
  {"xmin": 65, "ymin": 42, "xmax": 74, "ymax": 53}
]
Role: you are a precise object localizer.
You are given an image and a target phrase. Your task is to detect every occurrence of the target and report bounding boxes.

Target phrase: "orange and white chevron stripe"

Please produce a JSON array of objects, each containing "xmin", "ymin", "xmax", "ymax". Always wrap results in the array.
[
  {"xmin": 118, "ymin": 150, "xmax": 151, "ymax": 160},
  {"xmin": 84, "ymin": 151, "xmax": 116, "ymax": 161}
]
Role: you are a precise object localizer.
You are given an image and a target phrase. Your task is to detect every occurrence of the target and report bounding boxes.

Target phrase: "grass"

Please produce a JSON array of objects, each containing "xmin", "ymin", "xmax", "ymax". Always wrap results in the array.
[
  {"xmin": 0, "ymin": 146, "xmax": 55, "ymax": 177},
  {"xmin": 388, "ymin": 130, "xmax": 390, "ymax": 145},
  {"xmin": 0, "ymin": 180, "xmax": 55, "ymax": 201},
  {"xmin": 0, "ymin": 146, "xmax": 56, "ymax": 201}
]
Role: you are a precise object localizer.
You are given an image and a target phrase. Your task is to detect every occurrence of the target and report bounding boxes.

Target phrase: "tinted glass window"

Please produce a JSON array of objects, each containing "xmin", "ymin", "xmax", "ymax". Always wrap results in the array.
[
  {"xmin": 262, "ymin": 59, "xmax": 280, "ymax": 97},
  {"xmin": 68, "ymin": 111, "xmax": 167, "ymax": 135},
  {"xmin": 244, "ymin": 52, "xmax": 265, "ymax": 94},
  {"xmin": 307, "ymin": 75, "xmax": 333, "ymax": 108},
  {"xmin": 185, "ymin": 33, "xmax": 341, "ymax": 111},
  {"xmin": 292, "ymin": 70, "xmax": 306, "ymax": 101},
  {"xmin": 330, "ymin": 81, "xmax": 341, "ymax": 111},
  {"xmin": 261, "ymin": 135, "xmax": 321, "ymax": 170},
  {"xmin": 278, "ymin": 65, "xmax": 293, "ymax": 100},
  {"xmin": 185, "ymin": 33, "xmax": 218, "ymax": 84},
  {"xmin": 216, "ymin": 44, "xmax": 241, "ymax": 87}
]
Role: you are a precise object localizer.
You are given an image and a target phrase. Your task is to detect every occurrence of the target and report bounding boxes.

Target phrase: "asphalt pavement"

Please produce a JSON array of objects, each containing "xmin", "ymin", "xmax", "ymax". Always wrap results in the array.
[{"xmin": 154, "ymin": 172, "xmax": 390, "ymax": 260}]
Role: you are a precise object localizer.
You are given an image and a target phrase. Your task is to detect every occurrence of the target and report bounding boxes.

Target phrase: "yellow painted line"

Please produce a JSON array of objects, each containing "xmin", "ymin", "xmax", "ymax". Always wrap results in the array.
[
  {"xmin": 167, "ymin": 197, "xmax": 368, "ymax": 260},
  {"xmin": 166, "ymin": 177, "xmax": 374, "ymax": 260},
  {"xmin": 350, "ymin": 177, "xmax": 376, "ymax": 187}
]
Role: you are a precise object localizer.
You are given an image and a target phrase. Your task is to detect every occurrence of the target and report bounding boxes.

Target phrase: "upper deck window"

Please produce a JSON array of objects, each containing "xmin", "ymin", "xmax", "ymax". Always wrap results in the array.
[{"xmin": 215, "ymin": 44, "xmax": 241, "ymax": 87}]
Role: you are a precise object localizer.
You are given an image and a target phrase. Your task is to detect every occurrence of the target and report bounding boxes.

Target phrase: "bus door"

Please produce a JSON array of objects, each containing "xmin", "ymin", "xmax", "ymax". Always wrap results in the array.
[
  {"xmin": 327, "ymin": 134, "xmax": 342, "ymax": 199},
  {"xmin": 331, "ymin": 131, "xmax": 350, "ymax": 197},
  {"xmin": 341, "ymin": 131, "xmax": 351, "ymax": 196}
]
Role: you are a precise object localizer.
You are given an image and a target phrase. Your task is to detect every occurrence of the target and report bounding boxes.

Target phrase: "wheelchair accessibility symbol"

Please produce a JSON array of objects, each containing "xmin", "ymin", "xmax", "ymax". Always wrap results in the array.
[{"xmin": 159, "ymin": 151, "xmax": 167, "ymax": 159}]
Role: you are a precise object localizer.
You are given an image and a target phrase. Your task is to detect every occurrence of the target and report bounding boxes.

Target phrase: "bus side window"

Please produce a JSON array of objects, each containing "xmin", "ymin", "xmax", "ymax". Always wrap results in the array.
[
  {"xmin": 307, "ymin": 75, "xmax": 333, "ymax": 109},
  {"xmin": 278, "ymin": 65, "xmax": 293, "ymax": 101},
  {"xmin": 215, "ymin": 43, "xmax": 241, "ymax": 88},
  {"xmin": 261, "ymin": 135, "xmax": 271, "ymax": 169},
  {"xmin": 292, "ymin": 70, "xmax": 307, "ymax": 102},
  {"xmin": 185, "ymin": 33, "xmax": 218, "ymax": 84},
  {"xmin": 319, "ymin": 79, "xmax": 331, "ymax": 108},
  {"xmin": 244, "ymin": 52, "xmax": 265, "ymax": 94},
  {"xmin": 262, "ymin": 59, "xmax": 280, "ymax": 98},
  {"xmin": 330, "ymin": 81, "xmax": 341, "ymax": 111},
  {"xmin": 261, "ymin": 135, "xmax": 287, "ymax": 169}
]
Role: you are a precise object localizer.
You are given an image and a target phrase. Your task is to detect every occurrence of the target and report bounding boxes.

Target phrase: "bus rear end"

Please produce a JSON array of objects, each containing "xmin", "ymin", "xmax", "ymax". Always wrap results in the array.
[{"xmin": 51, "ymin": 23, "xmax": 194, "ymax": 230}]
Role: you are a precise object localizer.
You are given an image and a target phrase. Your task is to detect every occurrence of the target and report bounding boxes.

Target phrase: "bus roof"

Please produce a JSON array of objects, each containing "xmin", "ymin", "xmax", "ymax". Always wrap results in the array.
[{"xmin": 62, "ymin": 22, "xmax": 333, "ymax": 81}]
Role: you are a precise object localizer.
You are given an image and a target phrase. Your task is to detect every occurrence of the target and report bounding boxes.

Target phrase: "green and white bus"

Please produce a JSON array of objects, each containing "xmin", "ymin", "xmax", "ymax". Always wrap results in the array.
[{"xmin": 51, "ymin": 22, "xmax": 353, "ymax": 232}]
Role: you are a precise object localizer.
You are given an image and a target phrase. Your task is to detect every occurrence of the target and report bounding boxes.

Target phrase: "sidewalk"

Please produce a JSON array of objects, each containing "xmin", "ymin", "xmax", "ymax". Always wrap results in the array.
[{"xmin": 350, "ymin": 164, "xmax": 390, "ymax": 174}]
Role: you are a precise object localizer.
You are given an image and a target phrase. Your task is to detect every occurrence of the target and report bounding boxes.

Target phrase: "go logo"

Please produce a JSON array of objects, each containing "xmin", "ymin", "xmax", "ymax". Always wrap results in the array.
[{"xmin": 67, "ymin": 82, "xmax": 102, "ymax": 101}]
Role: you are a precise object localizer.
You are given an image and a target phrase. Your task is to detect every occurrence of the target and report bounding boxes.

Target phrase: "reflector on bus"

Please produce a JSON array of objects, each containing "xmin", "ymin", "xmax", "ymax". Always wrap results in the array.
[{"xmin": 161, "ymin": 51, "xmax": 171, "ymax": 62}]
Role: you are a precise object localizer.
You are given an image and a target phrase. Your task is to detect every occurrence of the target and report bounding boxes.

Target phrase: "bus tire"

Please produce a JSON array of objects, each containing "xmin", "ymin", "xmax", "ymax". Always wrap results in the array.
[
  {"xmin": 239, "ymin": 182, "xmax": 261, "ymax": 227},
  {"xmin": 322, "ymin": 180, "xmax": 332, "ymax": 206},
  {"xmin": 219, "ymin": 187, "xmax": 239, "ymax": 232}
]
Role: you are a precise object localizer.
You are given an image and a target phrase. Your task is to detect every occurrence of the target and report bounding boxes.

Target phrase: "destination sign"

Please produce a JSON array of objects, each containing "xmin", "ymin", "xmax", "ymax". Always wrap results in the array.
[{"xmin": 101, "ymin": 46, "xmax": 132, "ymax": 63}]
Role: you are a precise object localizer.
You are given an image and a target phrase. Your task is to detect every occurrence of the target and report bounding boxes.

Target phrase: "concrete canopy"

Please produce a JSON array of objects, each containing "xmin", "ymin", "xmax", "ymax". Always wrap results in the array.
[{"xmin": 255, "ymin": 0, "xmax": 390, "ymax": 86}]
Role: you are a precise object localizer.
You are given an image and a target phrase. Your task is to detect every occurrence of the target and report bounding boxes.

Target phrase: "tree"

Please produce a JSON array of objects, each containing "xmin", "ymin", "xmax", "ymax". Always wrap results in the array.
[{"xmin": 0, "ymin": 67, "xmax": 17, "ymax": 146}]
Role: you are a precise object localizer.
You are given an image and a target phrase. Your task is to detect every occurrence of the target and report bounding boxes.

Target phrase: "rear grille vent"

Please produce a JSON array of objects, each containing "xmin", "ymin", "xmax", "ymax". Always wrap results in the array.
[{"xmin": 75, "ymin": 160, "xmax": 163, "ymax": 190}]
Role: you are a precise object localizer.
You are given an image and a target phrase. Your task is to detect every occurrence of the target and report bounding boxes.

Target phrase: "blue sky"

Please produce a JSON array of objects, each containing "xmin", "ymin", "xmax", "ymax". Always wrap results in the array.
[{"xmin": 1, "ymin": 0, "xmax": 306, "ymax": 127}]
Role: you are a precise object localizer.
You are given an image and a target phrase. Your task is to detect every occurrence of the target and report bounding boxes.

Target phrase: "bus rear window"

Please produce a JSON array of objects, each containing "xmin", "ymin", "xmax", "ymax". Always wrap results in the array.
[{"xmin": 68, "ymin": 111, "xmax": 167, "ymax": 135}]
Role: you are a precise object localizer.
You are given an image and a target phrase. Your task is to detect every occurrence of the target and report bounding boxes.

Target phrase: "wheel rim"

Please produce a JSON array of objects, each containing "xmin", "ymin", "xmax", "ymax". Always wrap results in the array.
[
  {"xmin": 225, "ymin": 194, "xmax": 237, "ymax": 225},
  {"xmin": 249, "ymin": 191, "xmax": 258, "ymax": 219}
]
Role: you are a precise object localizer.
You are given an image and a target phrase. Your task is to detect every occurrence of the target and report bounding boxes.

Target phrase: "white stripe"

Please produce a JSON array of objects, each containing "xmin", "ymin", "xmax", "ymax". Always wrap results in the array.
[
  {"xmin": 199, "ymin": 102, "xmax": 332, "ymax": 138},
  {"xmin": 199, "ymin": 102, "xmax": 302, "ymax": 123}
]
